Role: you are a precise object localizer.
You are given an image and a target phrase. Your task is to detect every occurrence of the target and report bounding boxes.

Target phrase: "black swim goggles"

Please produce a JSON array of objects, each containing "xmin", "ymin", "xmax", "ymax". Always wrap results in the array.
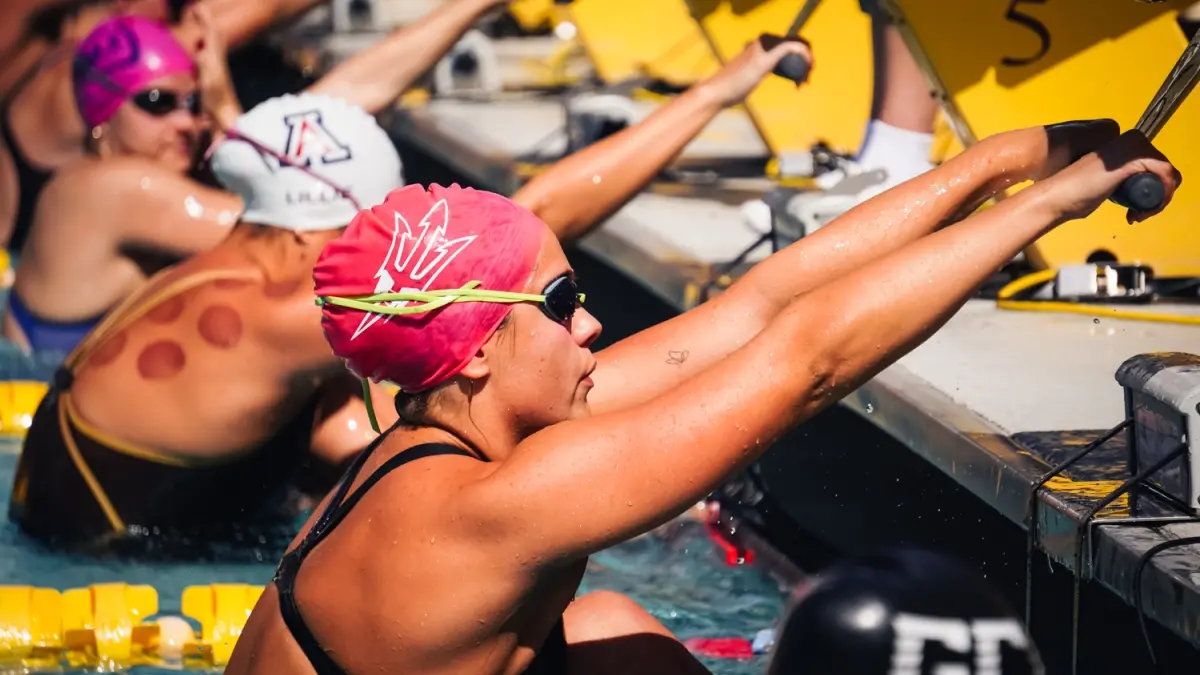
[
  {"xmin": 131, "ymin": 88, "xmax": 202, "ymax": 117},
  {"xmin": 537, "ymin": 274, "xmax": 585, "ymax": 324}
]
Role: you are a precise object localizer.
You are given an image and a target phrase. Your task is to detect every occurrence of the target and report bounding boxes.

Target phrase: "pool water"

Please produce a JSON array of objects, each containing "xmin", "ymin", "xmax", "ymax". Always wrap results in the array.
[{"xmin": 0, "ymin": 444, "xmax": 786, "ymax": 675}]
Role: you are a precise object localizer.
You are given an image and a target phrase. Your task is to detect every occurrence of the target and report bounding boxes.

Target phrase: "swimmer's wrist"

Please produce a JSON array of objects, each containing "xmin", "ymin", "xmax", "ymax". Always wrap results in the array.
[
  {"xmin": 689, "ymin": 79, "xmax": 730, "ymax": 112},
  {"xmin": 1012, "ymin": 180, "xmax": 1069, "ymax": 232},
  {"xmin": 971, "ymin": 134, "xmax": 1031, "ymax": 184}
]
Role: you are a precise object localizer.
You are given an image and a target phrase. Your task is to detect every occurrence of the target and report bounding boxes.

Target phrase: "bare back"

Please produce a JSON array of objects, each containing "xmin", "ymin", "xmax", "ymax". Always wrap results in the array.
[
  {"xmin": 228, "ymin": 426, "xmax": 586, "ymax": 675},
  {"xmin": 68, "ymin": 240, "xmax": 330, "ymax": 458}
]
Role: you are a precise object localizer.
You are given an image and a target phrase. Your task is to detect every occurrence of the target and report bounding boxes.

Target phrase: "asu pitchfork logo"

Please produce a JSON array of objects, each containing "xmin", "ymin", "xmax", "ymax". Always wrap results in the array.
[{"xmin": 351, "ymin": 198, "xmax": 477, "ymax": 340}]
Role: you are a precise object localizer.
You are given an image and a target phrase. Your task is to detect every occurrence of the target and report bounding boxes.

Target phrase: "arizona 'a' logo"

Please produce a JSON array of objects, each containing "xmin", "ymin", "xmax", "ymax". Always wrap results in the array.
[
  {"xmin": 273, "ymin": 109, "xmax": 352, "ymax": 170},
  {"xmin": 351, "ymin": 198, "xmax": 477, "ymax": 340}
]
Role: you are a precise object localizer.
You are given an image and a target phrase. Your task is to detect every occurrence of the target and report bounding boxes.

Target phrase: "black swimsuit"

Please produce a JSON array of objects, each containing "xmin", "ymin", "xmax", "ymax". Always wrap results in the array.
[
  {"xmin": 273, "ymin": 436, "xmax": 570, "ymax": 675},
  {"xmin": 0, "ymin": 64, "xmax": 54, "ymax": 255}
]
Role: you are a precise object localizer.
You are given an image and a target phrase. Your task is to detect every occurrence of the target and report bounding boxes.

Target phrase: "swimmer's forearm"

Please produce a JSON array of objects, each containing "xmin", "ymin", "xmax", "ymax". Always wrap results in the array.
[
  {"xmin": 585, "ymin": 137, "xmax": 1018, "ymax": 415},
  {"xmin": 513, "ymin": 83, "xmax": 725, "ymax": 244},
  {"xmin": 201, "ymin": 0, "xmax": 327, "ymax": 48},
  {"xmin": 307, "ymin": 0, "xmax": 500, "ymax": 115},
  {"xmin": 737, "ymin": 136, "xmax": 1023, "ymax": 313},
  {"xmin": 472, "ymin": 183, "xmax": 1062, "ymax": 562},
  {"xmin": 775, "ymin": 182, "xmax": 1060, "ymax": 404}
]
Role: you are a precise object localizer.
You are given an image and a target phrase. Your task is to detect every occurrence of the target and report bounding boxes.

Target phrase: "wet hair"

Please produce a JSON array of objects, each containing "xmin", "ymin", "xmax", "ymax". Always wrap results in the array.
[{"xmin": 393, "ymin": 313, "xmax": 514, "ymax": 427}]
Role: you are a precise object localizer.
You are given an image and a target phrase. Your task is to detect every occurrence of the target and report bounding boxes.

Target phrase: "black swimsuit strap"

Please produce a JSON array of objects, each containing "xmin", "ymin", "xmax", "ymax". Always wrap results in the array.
[{"xmin": 275, "ymin": 439, "xmax": 478, "ymax": 675}]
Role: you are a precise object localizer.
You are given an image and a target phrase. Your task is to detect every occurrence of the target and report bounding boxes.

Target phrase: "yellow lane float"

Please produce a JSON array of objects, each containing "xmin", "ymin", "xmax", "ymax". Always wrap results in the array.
[
  {"xmin": 0, "ymin": 583, "xmax": 263, "ymax": 671},
  {"xmin": 0, "ymin": 380, "xmax": 47, "ymax": 438}
]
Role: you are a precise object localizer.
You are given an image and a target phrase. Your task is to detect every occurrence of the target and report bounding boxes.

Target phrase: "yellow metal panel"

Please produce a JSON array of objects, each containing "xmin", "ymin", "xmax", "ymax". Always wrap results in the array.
[
  {"xmin": 508, "ymin": 0, "xmax": 556, "ymax": 32},
  {"xmin": 690, "ymin": 0, "xmax": 873, "ymax": 157},
  {"xmin": 890, "ymin": 0, "xmax": 1200, "ymax": 276},
  {"xmin": 569, "ymin": 0, "xmax": 720, "ymax": 86}
]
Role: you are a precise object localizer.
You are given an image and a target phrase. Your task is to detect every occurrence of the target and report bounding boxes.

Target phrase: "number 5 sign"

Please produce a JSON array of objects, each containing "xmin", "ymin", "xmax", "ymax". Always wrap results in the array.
[{"xmin": 881, "ymin": 0, "xmax": 1200, "ymax": 278}]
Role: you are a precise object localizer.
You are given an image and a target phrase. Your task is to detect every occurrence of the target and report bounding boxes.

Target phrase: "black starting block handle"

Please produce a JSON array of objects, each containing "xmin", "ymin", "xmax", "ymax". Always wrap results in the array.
[
  {"xmin": 1110, "ymin": 173, "xmax": 1165, "ymax": 212},
  {"xmin": 757, "ymin": 34, "xmax": 812, "ymax": 85}
]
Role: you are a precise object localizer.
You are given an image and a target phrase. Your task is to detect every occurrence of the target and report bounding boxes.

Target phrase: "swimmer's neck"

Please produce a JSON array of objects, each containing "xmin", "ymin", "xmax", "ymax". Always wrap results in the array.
[
  {"xmin": 405, "ymin": 381, "xmax": 534, "ymax": 464},
  {"xmin": 221, "ymin": 222, "xmax": 343, "ymax": 276},
  {"xmin": 225, "ymin": 222, "xmax": 343, "ymax": 248}
]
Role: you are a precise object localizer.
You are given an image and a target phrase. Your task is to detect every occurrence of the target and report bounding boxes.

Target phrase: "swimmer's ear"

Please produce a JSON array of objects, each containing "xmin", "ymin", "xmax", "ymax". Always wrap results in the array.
[{"xmin": 457, "ymin": 346, "xmax": 492, "ymax": 382}]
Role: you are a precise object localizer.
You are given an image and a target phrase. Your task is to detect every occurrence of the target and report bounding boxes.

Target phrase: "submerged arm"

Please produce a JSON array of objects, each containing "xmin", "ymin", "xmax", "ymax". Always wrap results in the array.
[
  {"xmin": 513, "ymin": 39, "xmax": 811, "ymax": 244},
  {"xmin": 306, "ymin": 0, "xmax": 503, "ymax": 115},
  {"xmin": 463, "ymin": 129, "xmax": 1176, "ymax": 563},
  {"xmin": 586, "ymin": 121, "xmax": 1119, "ymax": 415}
]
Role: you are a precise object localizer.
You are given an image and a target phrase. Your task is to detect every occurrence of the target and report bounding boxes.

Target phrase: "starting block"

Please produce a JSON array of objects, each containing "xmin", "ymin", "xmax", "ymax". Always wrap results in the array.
[
  {"xmin": 508, "ymin": 0, "xmax": 560, "ymax": 33},
  {"xmin": 885, "ymin": 0, "xmax": 1200, "ymax": 276},
  {"xmin": 689, "ymin": 0, "xmax": 874, "ymax": 167},
  {"xmin": 567, "ymin": 0, "xmax": 721, "ymax": 86}
]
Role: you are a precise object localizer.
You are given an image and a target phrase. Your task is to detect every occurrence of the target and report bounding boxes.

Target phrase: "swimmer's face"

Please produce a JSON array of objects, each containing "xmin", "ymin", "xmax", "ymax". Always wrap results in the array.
[
  {"xmin": 481, "ymin": 230, "xmax": 602, "ymax": 428},
  {"xmin": 103, "ymin": 73, "xmax": 201, "ymax": 171}
]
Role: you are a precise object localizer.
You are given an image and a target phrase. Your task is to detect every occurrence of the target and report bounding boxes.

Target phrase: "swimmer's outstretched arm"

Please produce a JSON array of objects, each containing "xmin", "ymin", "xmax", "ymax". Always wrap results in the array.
[
  {"xmin": 306, "ymin": 0, "xmax": 508, "ymax": 115},
  {"xmin": 198, "ymin": 0, "xmax": 329, "ymax": 50},
  {"xmin": 35, "ymin": 158, "xmax": 242, "ymax": 256},
  {"xmin": 512, "ymin": 39, "xmax": 811, "ymax": 244},
  {"xmin": 585, "ymin": 121, "xmax": 1119, "ymax": 415},
  {"xmin": 463, "ymin": 129, "xmax": 1177, "ymax": 560}
]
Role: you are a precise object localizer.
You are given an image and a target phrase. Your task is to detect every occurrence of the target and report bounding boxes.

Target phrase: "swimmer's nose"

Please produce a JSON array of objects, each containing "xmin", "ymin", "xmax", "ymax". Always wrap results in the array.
[{"xmin": 574, "ymin": 307, "xmax": 601, "ymax": 349}]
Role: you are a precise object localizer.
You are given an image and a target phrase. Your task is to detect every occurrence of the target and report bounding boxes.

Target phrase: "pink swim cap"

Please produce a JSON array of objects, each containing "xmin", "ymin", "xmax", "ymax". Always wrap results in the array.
[
  {"xmin": 314, "ymin": 184, "xmax": 546, "ymax": 392},
  {"xmin": 73, "ymin": 16, "xmax": 196, "ymax": 127}
]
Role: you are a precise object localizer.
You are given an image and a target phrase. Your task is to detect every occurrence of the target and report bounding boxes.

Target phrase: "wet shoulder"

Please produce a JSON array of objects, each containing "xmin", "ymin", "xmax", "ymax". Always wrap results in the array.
[{"xmin": 52, "ymin": 156, "xmax": 183, "ymax": 202}]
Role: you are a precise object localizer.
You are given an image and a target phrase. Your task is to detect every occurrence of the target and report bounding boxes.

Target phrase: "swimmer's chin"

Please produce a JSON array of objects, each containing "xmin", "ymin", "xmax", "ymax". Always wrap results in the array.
[{"xmin": 161, "ymin": 151, "xmax": 194, "ymax": 173}]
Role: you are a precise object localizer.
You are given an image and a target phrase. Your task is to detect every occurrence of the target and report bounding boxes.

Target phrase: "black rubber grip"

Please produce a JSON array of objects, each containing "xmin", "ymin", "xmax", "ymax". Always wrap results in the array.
[
  {"xmin": 775, "ymin": 53, "xmax": 812, "ymax": 84},
  {"xmin": 758, "ymin": 34, "xmax": 812, "ymax": 85},
  {"xmin": 1109, "ymin": 172, "xmax": 1165, "ymax": 212}
]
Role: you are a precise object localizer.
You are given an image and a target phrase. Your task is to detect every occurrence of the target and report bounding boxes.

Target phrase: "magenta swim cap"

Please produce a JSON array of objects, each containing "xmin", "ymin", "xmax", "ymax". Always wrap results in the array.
[
  {"xmin": 73, "ymin": 16, "xmax": 196, "ymax": 128},
  {"xmin": 314, "ymin": 184, "xmax": 546, "ymax": 392}
]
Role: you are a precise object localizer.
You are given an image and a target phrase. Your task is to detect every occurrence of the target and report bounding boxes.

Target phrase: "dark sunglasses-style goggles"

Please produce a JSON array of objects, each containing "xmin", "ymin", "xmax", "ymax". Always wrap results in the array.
[{"xmin": 131, "ymin": 88, "xmax": 201, "ymax": 117}]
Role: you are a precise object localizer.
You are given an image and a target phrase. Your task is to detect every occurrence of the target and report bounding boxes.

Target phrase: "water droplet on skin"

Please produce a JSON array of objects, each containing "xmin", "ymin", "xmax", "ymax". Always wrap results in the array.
[{"xmin": 184, "ymin": 195, "xmax": 204, "ymax": 219}]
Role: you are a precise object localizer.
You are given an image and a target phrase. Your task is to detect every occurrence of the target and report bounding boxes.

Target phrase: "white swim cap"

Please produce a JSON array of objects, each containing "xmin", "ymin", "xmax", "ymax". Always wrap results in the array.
[{"xmin": 210, "ymin": 93, "xmax": 403, "ymax": 231}]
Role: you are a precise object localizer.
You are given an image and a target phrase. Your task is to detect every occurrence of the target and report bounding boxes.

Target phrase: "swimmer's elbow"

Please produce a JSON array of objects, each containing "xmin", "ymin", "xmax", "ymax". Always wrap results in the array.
[
  {"xmin": 774, "ymin": 304, "xmax": 863, "ymax": 410},
  {"xmin": 512, "ymin": 186, "xmax": 586, "ymax": 244},
  {"xmin": 512, "ymin": 183, "xmax": 550, "ymax": 219}
]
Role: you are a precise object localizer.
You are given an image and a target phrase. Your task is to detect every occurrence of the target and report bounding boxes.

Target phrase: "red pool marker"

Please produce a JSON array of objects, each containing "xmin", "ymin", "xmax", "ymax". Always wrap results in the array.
[
  {"xmin": 684, "ymin": 637, "xmax": 755, "ymax": 660},
  {"xmin": 704, "ymin": 523, "xmax": 755, "ymax": 566}
]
